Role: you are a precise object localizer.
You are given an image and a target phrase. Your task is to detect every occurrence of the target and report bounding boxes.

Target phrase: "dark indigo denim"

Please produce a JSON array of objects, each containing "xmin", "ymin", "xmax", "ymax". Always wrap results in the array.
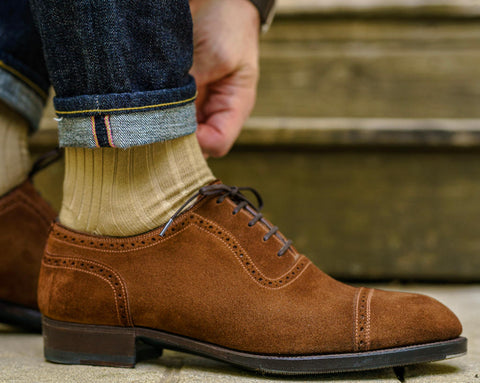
[
  {"xmin": 0, "ymin": 0, "xmax": 198, "ymax": 147},
  {"xmin": 29, "ymin": 0, "xmax": 196, "ymax": 117},
  {"xmin": 0, "ymin": 0, "xmax": 50, "ymax": 97},
  {"xmin": 0, "ymin": 0, "xmax": 50, "ymax": 128}
]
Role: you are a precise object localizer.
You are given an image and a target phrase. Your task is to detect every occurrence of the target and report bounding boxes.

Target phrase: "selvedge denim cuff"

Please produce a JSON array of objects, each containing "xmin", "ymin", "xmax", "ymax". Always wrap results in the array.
[
  {"xmin": 55, "ymin": 80, "xmax": 197, "ymax": 148},
  {"xmin": 58, "ymin": 102, "xmax": 197, "ymax": 148},
  {"xmin": 0, "ymin": 64, "xmax": 46, "ymax": 131}
]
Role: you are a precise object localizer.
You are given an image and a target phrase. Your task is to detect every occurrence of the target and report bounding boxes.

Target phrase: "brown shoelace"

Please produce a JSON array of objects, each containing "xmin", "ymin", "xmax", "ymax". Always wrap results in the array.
[{"xmin": 160, "ymin": 184, "xmax": 293, "ymax": 256}]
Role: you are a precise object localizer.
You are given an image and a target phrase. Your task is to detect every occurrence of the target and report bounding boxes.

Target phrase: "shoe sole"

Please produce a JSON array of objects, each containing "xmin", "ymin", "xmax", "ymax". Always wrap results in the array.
[
  {"xmin": 42, "ymin": 316, "xmax": 467, "ymax": 374},
  {"xmin": 0, "ymin": 300, "xmax": 41, "ymax": 332}
]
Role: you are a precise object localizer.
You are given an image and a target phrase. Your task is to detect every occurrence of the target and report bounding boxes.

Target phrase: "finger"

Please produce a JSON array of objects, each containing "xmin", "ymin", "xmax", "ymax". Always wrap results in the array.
[
  {"xmin": 196, "ymin": 85, "xmax": 256, "ymax": 157},
  {"xmin": 195, "ymin": 84, "xmax": 208, "ymax": 124}
]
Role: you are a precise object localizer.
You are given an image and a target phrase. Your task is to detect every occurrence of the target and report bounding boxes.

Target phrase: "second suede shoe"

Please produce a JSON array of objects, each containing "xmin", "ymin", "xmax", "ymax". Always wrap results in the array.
[{"xmin": 0, "ymin": 180, "xmax": 56, "ymax": 331}]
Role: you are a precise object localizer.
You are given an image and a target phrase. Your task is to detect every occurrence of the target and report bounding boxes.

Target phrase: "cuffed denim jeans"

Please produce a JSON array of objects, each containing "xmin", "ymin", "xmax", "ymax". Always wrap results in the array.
[{"xmin": 0, "ymin": 0, "xmax": 197, "ymax": 148}]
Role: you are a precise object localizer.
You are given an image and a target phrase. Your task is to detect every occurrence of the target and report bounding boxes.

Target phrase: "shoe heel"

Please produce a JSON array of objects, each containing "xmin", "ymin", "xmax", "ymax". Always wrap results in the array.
[{"xmin": 42, "ymin": 316, "xmax": 161, "ymax": 368}]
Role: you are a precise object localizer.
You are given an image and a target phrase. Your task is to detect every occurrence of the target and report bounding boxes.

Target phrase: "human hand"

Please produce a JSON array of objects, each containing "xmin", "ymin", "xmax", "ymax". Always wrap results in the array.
[{"xmin": 189, "ymin": 0, "xmax": 260, "ymax": 157}]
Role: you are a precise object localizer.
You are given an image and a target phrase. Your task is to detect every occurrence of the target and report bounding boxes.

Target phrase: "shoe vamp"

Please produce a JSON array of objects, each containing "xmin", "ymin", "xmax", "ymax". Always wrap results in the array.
[
  {"xmin": 189, "ymin": 196, "xmax": 300, "ymax": 279},
  {"xmin": 124, "ymin": 225, "xmax": 357, "ymax": 355}
]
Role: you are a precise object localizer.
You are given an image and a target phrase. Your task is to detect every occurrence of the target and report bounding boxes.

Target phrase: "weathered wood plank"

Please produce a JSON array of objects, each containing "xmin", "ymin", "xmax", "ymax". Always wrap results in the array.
[
  {"xmin": 276, "ymin": 0, "xmax": 480, "ymax": 17},
  {"xmin": 209, "ymin": 147, "xmax": 480, "ymax": 281},
  {"xmin": 241, "ymin": 117, "xmax": 480, "ymax": 146},
  {"xmin": 262, "ymin": 18, "xmax": 480, "ymax": 42},
  {"xmin": 254, "ymin": 17, "xmax": 480, "ymax": 119}
]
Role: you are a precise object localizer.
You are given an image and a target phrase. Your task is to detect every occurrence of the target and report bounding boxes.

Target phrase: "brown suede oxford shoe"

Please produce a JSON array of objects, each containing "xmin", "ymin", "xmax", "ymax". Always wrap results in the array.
[
  {"xmin": 39, "ymin": 183, "xmax": 466, "ymax": 374},
  {"xmin": 0, "ymin": 181, "xmax": 56, "ymax": 331}
]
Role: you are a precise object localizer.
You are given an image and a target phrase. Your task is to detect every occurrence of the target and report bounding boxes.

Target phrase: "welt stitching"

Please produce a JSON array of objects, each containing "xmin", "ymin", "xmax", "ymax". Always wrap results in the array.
[
  {"xmin": 43, "ymin": 254, "xmax": 131, "ymax": 326},
  {"xmin": 42, "ymin": 261, "xmax": 122, "ymax": 325}
]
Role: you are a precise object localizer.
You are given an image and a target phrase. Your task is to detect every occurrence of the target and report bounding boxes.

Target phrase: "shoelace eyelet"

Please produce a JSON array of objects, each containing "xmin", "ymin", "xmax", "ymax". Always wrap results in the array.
[{"xmin": 160, "ymin": 184, "xmax": 293, "ymax": 257}]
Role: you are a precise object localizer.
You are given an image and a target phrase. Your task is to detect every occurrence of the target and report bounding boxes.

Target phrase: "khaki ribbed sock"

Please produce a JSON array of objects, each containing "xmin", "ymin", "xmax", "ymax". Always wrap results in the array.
[
  {"xmin": 0, "ymin": 101, "xmax": 31, "ymax": 197},
  {"xmin": 59, "ymin": 133, "xmax": 215, "ymax": 236}
]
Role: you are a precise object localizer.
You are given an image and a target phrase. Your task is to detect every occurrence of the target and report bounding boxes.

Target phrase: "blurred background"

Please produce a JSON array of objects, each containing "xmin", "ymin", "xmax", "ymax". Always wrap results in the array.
[{"xmin": 34, "ymin": 0, "xmax": 480, "ymax": 282}]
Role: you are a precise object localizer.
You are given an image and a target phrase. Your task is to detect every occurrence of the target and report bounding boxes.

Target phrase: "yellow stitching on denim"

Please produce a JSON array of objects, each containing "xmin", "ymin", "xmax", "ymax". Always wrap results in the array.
[
  {"xmin": 91, "ymin": 116, "xmax": 100, "ymax": 148},
  {"xmin": 0, "ymin": 60, "xmax": 48, "ymax": 99},
  {"xmin": 104, "ymin": 115, "xmax": 116, "ymax": 147},
  {"xmin": 55, "ymin": 92, "xmax": 197, "ymax": 115}
]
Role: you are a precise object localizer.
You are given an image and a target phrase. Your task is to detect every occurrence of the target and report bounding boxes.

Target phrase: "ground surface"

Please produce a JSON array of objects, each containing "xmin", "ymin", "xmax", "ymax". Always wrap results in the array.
[{"xmin": 0, "ymin": 285, "xmax": 478, "ymax": 383}]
